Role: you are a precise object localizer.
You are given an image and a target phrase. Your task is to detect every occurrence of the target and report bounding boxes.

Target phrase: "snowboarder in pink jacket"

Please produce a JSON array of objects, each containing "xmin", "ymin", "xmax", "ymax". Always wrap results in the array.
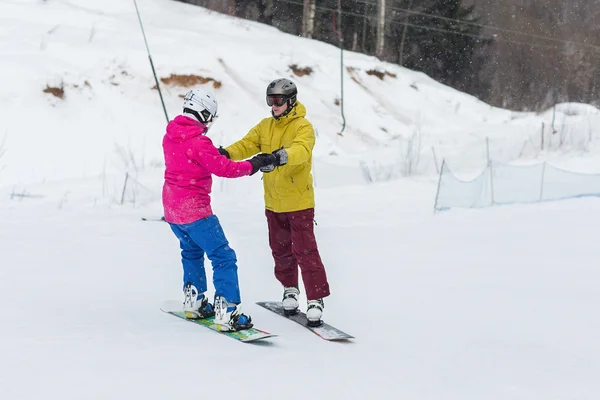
[{"xmin": 162, "ymin": 88, "xmax": 275, "ymax": 332}]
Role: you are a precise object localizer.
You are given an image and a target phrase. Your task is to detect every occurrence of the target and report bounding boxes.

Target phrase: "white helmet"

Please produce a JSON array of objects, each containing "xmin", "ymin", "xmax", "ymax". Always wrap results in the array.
[{"xmin": 182, "ymin": 88, "xmax": 218, "ymax": 124}]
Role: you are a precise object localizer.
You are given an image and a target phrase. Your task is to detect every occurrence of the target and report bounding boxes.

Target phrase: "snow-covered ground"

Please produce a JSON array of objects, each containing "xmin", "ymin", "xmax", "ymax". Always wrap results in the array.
[
  {"xmin": 2, "ymin": 0, "xmax": 600, "ymax": 398},
  {"xmin": 2, "ymin": 174, "xmax": 600, "ymax": 399}
]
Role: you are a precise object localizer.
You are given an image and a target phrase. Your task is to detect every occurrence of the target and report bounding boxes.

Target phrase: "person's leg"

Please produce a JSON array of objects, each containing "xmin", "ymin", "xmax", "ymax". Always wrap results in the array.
[
  {"xmin": 169, "ymin": 222, "xmax": 207, "ymax": 294},
  {"xmin": 185, "ymin": 215, "xmax": 252, "ymax": 330},
  {"xmin": 265, "ymin": 209, "xmax": 298, "ymax": 288},
  {"xmin": 169, "ymin": 222, "xmax": 214, "ymax": 319},
  {"xmin": 184, "ymin": 215, "xmax": 240, "ymax": 303},
  {"xmin": 288, "ymin": 208, "xmax": 330, "ymax": 301}
]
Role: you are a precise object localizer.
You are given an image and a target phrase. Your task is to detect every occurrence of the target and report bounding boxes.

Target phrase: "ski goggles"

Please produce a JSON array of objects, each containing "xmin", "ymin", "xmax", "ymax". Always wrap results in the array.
[{"xmin": 266, "ymin": 95, "xmax": 287, "ymax": 107}]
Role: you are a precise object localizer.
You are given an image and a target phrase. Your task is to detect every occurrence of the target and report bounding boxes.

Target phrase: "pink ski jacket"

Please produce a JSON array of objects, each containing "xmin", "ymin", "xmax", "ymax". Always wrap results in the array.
[{"xmin": 162, "ymin": 115, "xmax": 253, "ymax": 224}]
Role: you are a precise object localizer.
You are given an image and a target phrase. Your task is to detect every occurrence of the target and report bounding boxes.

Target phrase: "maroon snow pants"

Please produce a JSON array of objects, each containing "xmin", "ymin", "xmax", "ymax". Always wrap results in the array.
[{"xmin": 265, "ymin": 208, "xmax": 330, "ymax": 300}]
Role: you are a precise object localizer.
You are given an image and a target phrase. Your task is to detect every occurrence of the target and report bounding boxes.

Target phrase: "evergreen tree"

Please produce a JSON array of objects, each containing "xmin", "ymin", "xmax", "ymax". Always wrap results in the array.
[{"xmin": 401, "ymin": 0, "xmax": 490, "ymax": 89}]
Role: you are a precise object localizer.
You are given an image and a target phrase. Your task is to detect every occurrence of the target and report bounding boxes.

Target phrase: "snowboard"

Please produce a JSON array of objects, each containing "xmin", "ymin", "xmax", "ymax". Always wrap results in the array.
[
  {"xmin": 141, "ymin": 216, "xmax": 166, "ymax": 222},
  {"xmin": 256, "ymin": 301, "xmax": 354, "ymax": 341},
  {"xmin": 161, "ymin": 301, "xmax": 276, "ymax": 343}
]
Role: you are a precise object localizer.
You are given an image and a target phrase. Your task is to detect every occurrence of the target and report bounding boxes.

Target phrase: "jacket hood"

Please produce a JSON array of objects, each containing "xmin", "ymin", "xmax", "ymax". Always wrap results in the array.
[{"xmin": 165, "ymin": 115, "xmax": 207, "ymax": 143}]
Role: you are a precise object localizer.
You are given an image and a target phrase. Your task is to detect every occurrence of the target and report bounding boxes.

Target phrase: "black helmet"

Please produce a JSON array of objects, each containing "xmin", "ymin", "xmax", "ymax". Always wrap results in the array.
[
  {"xmin": 266, "ymin": 78, "xmax": 298, "ymax": 119},
  {"xmin": 266, "ymin": 78, "xmax": 297, "ymax": 99}
]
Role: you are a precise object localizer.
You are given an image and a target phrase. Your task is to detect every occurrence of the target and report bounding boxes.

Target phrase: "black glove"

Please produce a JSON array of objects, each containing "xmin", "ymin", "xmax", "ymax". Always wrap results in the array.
[
  {"xmin": 248, "ymin": 153, "xmax": 277, "ymax": 175},
  {"xmin": 260, "ymin": 163, "xmax": 275, "ymax": 173},
  {"xmin": 218, "ymin": 146, "xmax": 230, "ymax": 159},
  {"xmin": 272, "ymin": 148, "xmax": 288, "ymax": 166}
]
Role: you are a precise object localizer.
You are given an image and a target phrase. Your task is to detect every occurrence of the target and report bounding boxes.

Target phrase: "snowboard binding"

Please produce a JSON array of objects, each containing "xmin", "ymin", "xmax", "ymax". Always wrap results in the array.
[{"xmin": 307, "ymin": 319, "xmax": 323, "ymax": 328}]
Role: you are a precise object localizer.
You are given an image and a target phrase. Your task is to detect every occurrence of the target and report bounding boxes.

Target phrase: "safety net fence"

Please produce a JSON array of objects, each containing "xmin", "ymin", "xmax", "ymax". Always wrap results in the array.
[{"xmin": 434, "ymin": 160, "xmax": 600, "ymax": 211}]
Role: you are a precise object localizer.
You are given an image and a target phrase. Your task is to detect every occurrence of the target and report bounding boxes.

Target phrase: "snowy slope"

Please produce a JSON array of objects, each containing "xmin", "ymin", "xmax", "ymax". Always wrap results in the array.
[
  {"xmin": 2, "ymin": 1, "xmax": 600, "ymax": 399},
  {"xmin": 3, "ymin": 0, "xmax": 600, "ymax": 189},
  {"xmin": 2, "ymin": 175, "xmax": 600, "ymax": 399}
]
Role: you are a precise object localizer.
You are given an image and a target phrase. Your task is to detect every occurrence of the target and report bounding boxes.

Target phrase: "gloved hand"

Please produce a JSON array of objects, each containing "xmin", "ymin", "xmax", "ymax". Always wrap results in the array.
[
  {"xmin": 218, "ymin": 146, "xmax": 230, "ymax": 159},
  {"xmin": 272, "ymin": 148, "xmax": 288, "ymax": 166},
  {"xmin": 248, "ymin": 153, "xmax": 277, "ymax": 175},
  {"xmin": 260, "ymin": 147, "xmax": 287, "ymax": 172},
  {"xmin": 260, "ymin": 164, "xmax": 275, "ymax": 173}
]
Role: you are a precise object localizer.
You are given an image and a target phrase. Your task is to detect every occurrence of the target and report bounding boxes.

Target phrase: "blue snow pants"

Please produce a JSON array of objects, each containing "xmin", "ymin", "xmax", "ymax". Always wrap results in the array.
[{"xmin": 168, "ymin": 215, "xmax": 241, "ymax": 304}]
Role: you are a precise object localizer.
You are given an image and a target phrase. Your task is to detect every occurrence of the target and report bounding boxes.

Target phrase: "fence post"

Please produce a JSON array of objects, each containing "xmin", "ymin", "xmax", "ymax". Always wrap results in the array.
[
  {"xmin": 433, "ymin": 159, "xmax": 445, "ymax": 213},
  {"xmin": 541, "ymin": 122, "xmax": 545, "ymax": 151},
  {"xmin": 431, "ymin": 146, "xmax": 439, "ymax": 175},
  {"xmin": 539, "ymin": 162, "xmax": 546, "ymax": 201}
]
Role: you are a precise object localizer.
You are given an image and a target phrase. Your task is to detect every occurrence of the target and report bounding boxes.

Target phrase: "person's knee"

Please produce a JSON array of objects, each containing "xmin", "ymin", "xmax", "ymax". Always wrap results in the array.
[
  {"xmin": 298, "ymin": 256, "xmax": 325, "ymax": 271},
  {"xmin": 182, "ymin": 248, "xmax": 204, "ymax": 260},
  {"xmin": 210, "ymin": 244, "xmax": 238, "ymax": 267}
]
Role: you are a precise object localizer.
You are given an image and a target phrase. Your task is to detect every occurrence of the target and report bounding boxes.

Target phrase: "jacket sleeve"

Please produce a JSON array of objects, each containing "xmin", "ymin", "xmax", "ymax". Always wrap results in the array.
[
  {"xmin": 224, "ymin": 122, "xmax": 262, "ymax": 161},
  {"xmin": 189, "ymin": 138, "xmax": 253, "ymax": 178},
  {"xmin": 285, "ymin": 120, "xmax": 315, "ymax": 165}
]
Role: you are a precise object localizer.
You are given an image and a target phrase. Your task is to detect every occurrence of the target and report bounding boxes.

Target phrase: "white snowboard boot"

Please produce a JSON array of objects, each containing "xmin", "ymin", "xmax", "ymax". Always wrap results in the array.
[
  {"xmin": 182, "ymin": 283, "xmax": 214, "ymax": 319},
  {"xmin": 306, "ymin": 299, "xmax": 324, "ymax": 327},
  {"xmin": 282, "ymin": 286, "xmax": 300, "ymax": 315},
  {"xmin": 213, "ymin": 295, "xmax": 253, "ymax": 332}
]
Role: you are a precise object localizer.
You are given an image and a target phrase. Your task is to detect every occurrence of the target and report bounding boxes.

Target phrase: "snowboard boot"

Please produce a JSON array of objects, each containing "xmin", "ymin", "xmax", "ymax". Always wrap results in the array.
[
  {"xmin": 182, "ymin": 283, "xmax": 215, "ymax": 319},
  {"xmin": 213, "ymin": 295, "xmax": 253, "ymax": 332},
  {"xmin": 306, "ymin": 299, "xmax": 324, "ymax": 327},
  {"xmin": 282, "ymin": 286, "xmax": 300, "ymax": 316}
]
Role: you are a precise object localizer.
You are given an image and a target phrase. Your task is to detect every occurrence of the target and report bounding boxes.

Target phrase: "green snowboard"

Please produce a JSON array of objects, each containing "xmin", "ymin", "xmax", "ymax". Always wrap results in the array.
[{"xmin": 161, "ymin": 301, "xmax": 276, "ymax": 343}]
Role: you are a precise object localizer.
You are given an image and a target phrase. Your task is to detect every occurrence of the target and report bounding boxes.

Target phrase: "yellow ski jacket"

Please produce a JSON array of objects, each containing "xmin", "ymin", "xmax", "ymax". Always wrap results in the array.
[{"xmin": 225, "ymin": 101, "xmax": 315, "ymax": 213}]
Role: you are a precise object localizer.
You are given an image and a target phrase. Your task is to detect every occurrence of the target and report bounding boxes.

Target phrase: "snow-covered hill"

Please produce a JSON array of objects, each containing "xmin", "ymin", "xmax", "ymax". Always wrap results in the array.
[
  {"xmin": 3, "ymin": 0, "xmax": 600, "ymax": 189},
  {"xmin": 2, "ymin": 1, "xmax": 600, "ymax": 399}
]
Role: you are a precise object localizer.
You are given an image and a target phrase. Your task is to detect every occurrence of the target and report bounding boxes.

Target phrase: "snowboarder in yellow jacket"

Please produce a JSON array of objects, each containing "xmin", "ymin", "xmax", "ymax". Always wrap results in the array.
[{"xmin": 220, "ymin": 78, "xmax": 330, "ymax": 327}]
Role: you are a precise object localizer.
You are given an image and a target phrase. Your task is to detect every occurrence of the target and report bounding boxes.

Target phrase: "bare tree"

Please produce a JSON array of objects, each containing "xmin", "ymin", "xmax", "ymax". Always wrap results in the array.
[
  {"xmin": 376, "ymin": 0, "xmax": 386, "ymax": 57},
  {"xmin": 398, "ymin": 0, "xmax": 413, "ymax": 66},
  {"xmin": 227, "ymin": 0, "xmax": 236, "ymax": 15},
  {"xmin": 474, "ymin": 0, "xmax": 600, "ymax": 109},
  {"xmin": 302, "ymin": 0, "xmax": 316, "ymax": 38},
  {"xmin": 174, "ymin": 0, "xmax": 600, "ymax": 110}
]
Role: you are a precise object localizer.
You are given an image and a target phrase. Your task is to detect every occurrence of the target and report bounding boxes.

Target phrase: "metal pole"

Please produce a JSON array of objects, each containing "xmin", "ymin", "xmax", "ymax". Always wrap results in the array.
[
  {"xmin": 133, "ymin": 0, "xmax": 169, "ymax": 123},
  {"xmin": 334, "ymin": 1, "xmax": 346, "ymax": 135},
  {"xmin": 433, "ymin": 159, "xmax": 445, "ymax": 213},
  {"xmin": 539, "ymin": 162, "xmax": 546, "ymax": 201},
  {"xmin": 431, "ymin": 146, "xmax": 439, "ymax": 175},
  {"xmin": 541, "ymin": 122, "xmax": 545, "ymax": 151}
]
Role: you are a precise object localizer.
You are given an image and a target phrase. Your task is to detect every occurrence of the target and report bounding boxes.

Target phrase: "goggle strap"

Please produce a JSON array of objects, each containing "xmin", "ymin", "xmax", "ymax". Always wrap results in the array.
[{"xmin": 200, "ymin": 109, "xmax": 213, "ymax": 123}]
